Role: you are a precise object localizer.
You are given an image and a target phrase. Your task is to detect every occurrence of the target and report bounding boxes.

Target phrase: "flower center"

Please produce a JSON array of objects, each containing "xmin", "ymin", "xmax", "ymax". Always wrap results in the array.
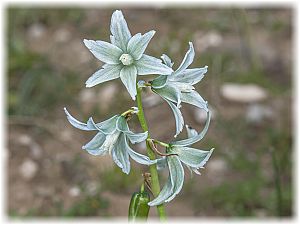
[
  {"xmin": 119, "ymin": 54, "xmax": 134, "ymax": 66},
  {"xmin": 103, "ymin": 131, "xmax": 121, "ymax": 155}
]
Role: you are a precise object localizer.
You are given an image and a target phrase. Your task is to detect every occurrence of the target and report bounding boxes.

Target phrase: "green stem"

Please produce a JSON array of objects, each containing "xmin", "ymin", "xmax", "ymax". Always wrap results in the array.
[{"xmin": 136, "ymin": 84, "xmax": 167, "ymax": 221}]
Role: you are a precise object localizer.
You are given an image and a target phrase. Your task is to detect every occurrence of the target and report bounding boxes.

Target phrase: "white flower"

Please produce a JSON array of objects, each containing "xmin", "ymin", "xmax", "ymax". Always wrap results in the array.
[
  {"xmin": 151, "ymin": 42, "xmax": 208, "ymax": 137},
  {"xmin": 148, "ymin": 111, "xmax": 214, "ymax": 206},
  {"xmin": 83, "ymin": 10, "xmax": 173, "ymax": 100},
  {"xmin": 64, "ymin": 108, "xmax": 156, "ymax": 174}
]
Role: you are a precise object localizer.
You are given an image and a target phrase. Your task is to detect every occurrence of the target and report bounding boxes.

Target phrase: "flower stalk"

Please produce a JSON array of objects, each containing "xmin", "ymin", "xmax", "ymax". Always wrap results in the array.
[{"xmin": 136, "ymin": 84, "xmax": 167, "ymax": 221}]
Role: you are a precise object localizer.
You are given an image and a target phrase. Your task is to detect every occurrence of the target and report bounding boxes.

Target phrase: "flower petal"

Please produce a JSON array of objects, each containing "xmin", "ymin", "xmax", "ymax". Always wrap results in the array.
[
  {"xmin": 186, "ymin": 125, "xmax": 198, "ymax": 138},
  {"xmin": 164, "ymin": 156, "xmax": 184, "ymax": 202},
  {"xmin": 127, "ymin": 30, "xmax": 156, "ymax": 60},
  {"xmin": 156, "ymin": 157, "xmax": 167, "ymax": 171},
  {"xmin": 161, "ymin": 54, "xmax": 174, "ymax": 68},
  {"xmin": 148, "ymin": 155, "xmax": 185, "ymax": 206},
  {"xmin": 170, "ymin": 147, "xmax": 214, "ymax": 168},
  {"xmin": 173, "ymin": 66, "xmax": 208, "ymax": 85},
  {"xmin": 148, "ymin": 176, "xmax": 173, "ymax": 206},
  {"xmin": 82, "ymin": 132, "xmax": 107, "ymax": 156},
  {"xmin": 85, "ymin": 64, "xmax": 122, "ymax": 88},
  {"xmin": 171, "ymin": 110, "xmax": 211, "ymax": 146},
  {"xmin": 120, "ymin": 65, "xmax": 138, "ymax": 100},
  {"xmin": 126, "ymin": 131, "xmax": 148, "ymax": 144},
  {"xmin": 116, "ymin": 116, "xmax": 148, "ymax": 143},
  {"xmin": 123, "ymin": 136, "xmax": 156, "ymax": 165},
  {"xmin": 112, "ymin": 134, "xmax": 131, "ymax": 174},
  {"xmin": 164, "ymin": 98, "xmax": 184, "ymax": 137},
  {"xmin": 181, "ymin": 90, "xmax": 208, "ymax": 111},
  {"xmin": 64, "ymin": 108, "xmax": 97, "ymax": 131},
  {"xmin": 95, "ymin": 115, "xmax": 119, "ymax": 134},
  {"xmin": 110, "ymin": 10, "xmax": 132, "ymax": 51},
  {"xmin": 173, "ymin": 42, "xmax": 195, "ymax": 76},
  {"xmin": 135, "ymin": 54, "xmax": 173, "ymax": 75},
  {"xmin": 152, "ymin": 84, "xmax": 181, "ymax": 106},
  {"xmin": 83, "ymin": 39, "xmax": 123, "ymax": 64},
  {"xmin": 116, "ymin": 116, "xmax": 130, "ymax": 132},
  {"xmin": 151, "ymin": 75, "xmax": 168, "ymax": 89}
]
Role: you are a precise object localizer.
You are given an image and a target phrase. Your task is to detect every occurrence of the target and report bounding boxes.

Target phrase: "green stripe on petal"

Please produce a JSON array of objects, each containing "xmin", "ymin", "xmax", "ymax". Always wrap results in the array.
[
  {"xmin": 83, "ymin": 39, "xmax": 123, "ymax": 64},
  {"xmin": 85, "ymin": 64, "xmax": 122, "ymax": 88},
  {"xmin": 116, "ymin": 116, "xmax": 148, "ymax": 143},
  {"xmin": 164, "ymin": 156, "xmax": 185, "ymax": 202},
  {"xmin": 164, "ymin": 98, "xmax": 184, "ymax": 137},
  {"xmin": 125, "ymin": 131, "xmax": 148, "ymax": 144},
  {"xmin": 153, "ymin": 84, "xmax": 181, "ymax": 106},
  {"xmin": 151, "ymin": 75, "xmax": 168, "ymax": 89},
  {"xmin": 173, "ymin": 67, "xmax": 207, "ymax": 85},
  {"xmin": 156, "ymin": 157, "xmax": 167, "ymax": 171},
  {"xmin": 127, "ymin": 30, "xmax": 156, "ymax": 60},
  {"xmin": 112, "ymin": 134, "xmax": 131, "ymax": 174},
  {"xmin": 120, "ymin": 65, "xmax": 138, "ymax": 100},
  {"xmin": 135, "ymin": 54, "xmax": 173, "ymax": 75},
  {"xmin": 123, "ymin": 135, "xmax": 156, "ymax": 165},
  {"xmin": 116, "ymin": 116, "xmax": 130, "ymax": 132},
  {"xmin": 148, "ymin": 176, "xmax": 173, "ymax": 206},
  {"xmin": 82, "ymin": 132, "xmax": 107, "ymax": 156},
  {"xmin": 110, "ymin": 10, "xmax": 132, "ymax": 51},
  {"xmin": 181, "ymin": 90, "xmax": 208, "ymax": 111},
  {"xmin": 95, "ymin": 115, "xmax": 119, "ymax": 134}
]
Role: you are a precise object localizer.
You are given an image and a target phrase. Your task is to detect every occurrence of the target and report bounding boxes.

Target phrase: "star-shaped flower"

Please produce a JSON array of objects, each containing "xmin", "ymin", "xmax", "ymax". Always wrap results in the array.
[
  {"xmin": 64, "ymin": 107, "xmax": 157, "ymax": 174},
  {"xmin": 150, "ymin": 42, "xmax": 208, "ymax": 136},
  {"xmin": 83, "ymin": 10, "xmax": 173, "ymax": 100},
  {"xmin": 148, "ymin": 111, "xmax": 214, "ymax": 206}
]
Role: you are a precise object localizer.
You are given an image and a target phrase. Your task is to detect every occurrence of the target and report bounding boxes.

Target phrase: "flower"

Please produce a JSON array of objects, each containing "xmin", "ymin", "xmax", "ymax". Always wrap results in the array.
[
  {"xmin": 151, "ymin": 42, "xmax": 208, "ymax": 136},
  {"xmin": 83, "ymin": 10, "xmax": 173, "ymax": 100},
  {"xmin": 148, "ymin": 111, "xmax": 214, "ymax": 206},
  {"xmin": 64, "ymin": 107, "xmax": 157, "ymax": 174}
]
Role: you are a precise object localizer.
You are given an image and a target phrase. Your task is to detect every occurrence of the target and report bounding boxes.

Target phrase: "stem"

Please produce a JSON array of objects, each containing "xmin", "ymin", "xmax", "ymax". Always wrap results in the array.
[{"xmin": 136, "ymin": 84, "xmax": 167, "ymax": 221}]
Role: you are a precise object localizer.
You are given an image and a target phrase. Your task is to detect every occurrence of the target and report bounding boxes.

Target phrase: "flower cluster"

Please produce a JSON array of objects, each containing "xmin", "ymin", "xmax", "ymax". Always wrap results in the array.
[{"xmin": 65, "ymin": 10, "xmax": 213, "ymax": 207}]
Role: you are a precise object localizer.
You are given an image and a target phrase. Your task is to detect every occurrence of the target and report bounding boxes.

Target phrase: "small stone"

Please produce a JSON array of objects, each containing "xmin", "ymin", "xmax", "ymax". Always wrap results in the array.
[
  {"xmin": 194, "ymin": 31, "xmax": 223, "ymax": 52},
  {"xmin": 69, "ymin": 186, "xmax": 81, "ymax": 197},
  {"xmin": 194, "ymin": 107, "xmax": 216, "ymax": 124},
  {"xmin": 18, "ymin": 134, "xmax": 32, "ymax": 146},
  {"xmin": 86, "ymin": 182, "xmax": 98, "ymax": 195},
  {"xmin": 79, "ymin": 89, "xmax": 97, "ymax": 113},
  {"xmin": 207, "ymin": 158, "xmax": 227, "ymax": 173},
  {"xmin": 53, "ymin": 28, "xmax": 72, "ymax": 43},
  {"xmin": 221, "ymin": 83, "xmax": 268, "ymax": 103},
  {"xmin": 30, "ymin": 143, "xmax": 42, "ymax": 159},
  {"xmin": 60, "ymin": 129, "xmax": 72, "ymax": 141},
  {"xmin": 254, "ymin": 209, "xmax": 268, "ymax": 217},
  {"xmin": 79, "ymin": 89, "xmax": 97, "ymax": 102},
  {"xmin": 27, "ymin": 23, "xmax": 46, "ymax": 40},
  {"xmin": 246, "ymin": 104, "xmax": 274, "ymax": 124},
  {"xmin": 19, "ymin": 159, "xmax": 38, "ymax": 180}
]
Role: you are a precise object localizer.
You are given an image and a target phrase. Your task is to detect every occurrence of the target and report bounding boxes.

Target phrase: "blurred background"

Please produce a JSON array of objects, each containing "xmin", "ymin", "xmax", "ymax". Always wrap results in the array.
[{"xmin": 7, "ymin": 6, "xmax": 293, "ymax": 218}]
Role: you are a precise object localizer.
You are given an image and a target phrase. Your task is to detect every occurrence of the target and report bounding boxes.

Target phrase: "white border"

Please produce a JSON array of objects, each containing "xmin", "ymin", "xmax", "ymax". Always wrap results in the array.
[{"xmin": 1, "ymin": 0, "xmax": 298, "ymax": 224}]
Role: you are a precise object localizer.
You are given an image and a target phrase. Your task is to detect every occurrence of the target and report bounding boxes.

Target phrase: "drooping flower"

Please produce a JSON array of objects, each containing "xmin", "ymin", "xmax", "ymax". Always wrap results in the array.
[
  {"xmin": 148, "ymin": 111, "xmax": 214, "ymax": 206},
  {"xmin": 64, "ymin": 107, "xmax": 156, "ymax": 174},
  {"xmin": 151, "ymin": 42, "xmax": 208, "ymax": 136},
  {"xmin": 83, "ymin": 10, "xmax": 173, "ymax": 100}
]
